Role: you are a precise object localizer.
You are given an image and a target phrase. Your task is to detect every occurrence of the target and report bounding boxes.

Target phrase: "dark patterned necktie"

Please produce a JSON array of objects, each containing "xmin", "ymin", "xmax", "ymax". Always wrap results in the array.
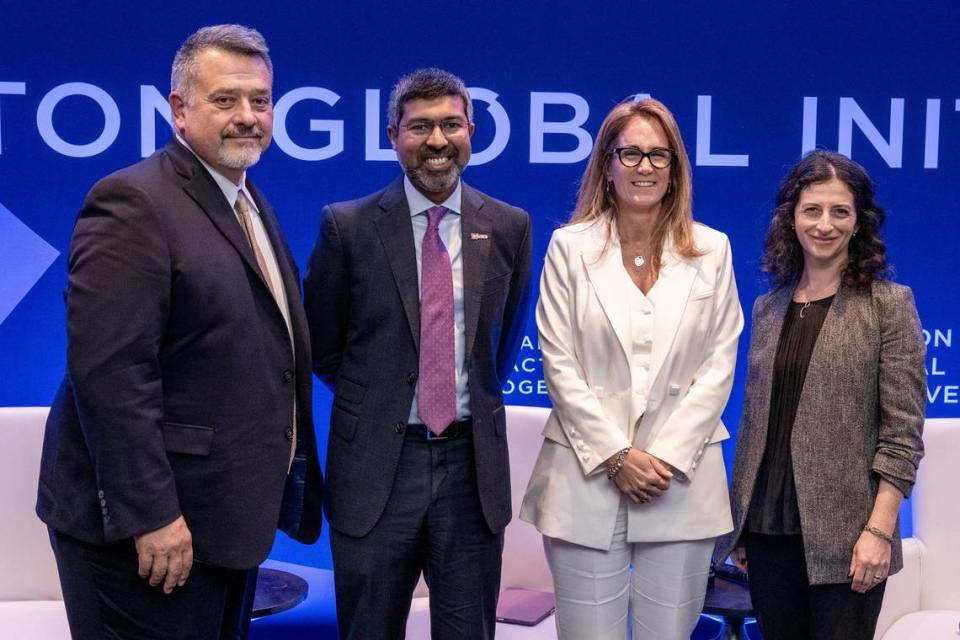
[{"xmin": 418, "ymin": 206, "xmax": 456, "ymax": 435}]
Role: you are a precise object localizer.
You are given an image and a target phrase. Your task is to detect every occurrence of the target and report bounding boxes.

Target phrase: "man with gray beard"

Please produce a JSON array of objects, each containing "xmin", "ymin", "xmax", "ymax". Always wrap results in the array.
[
  {"xmin": 37, "ymin": 24, "xmax": 322, "ymax": 639},
  {"xmin": 305, "ymin": 68, "xmax": 532, "ymax": 639}
]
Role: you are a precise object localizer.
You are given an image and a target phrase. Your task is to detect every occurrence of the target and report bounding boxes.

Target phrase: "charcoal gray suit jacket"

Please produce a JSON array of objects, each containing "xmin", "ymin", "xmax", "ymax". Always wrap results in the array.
[{"xmin": 304, "ymin": 177, "xmax": 532, "ymax": 537}]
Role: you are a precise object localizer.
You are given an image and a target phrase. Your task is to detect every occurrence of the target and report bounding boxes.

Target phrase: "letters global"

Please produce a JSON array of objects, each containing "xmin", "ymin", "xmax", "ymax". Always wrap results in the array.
[{"xmin": 0, "ymin": 81, "xmax": 957, "ymax": 168}]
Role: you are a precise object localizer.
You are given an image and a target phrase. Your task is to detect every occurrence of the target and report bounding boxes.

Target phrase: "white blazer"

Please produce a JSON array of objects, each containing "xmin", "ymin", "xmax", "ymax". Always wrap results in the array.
[{"xmin": 520, "ymin": 219, "xmax": 743, "ymax": 550}]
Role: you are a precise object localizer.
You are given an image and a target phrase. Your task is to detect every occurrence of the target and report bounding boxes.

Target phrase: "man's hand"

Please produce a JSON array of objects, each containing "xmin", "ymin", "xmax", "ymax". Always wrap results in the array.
[
  {"xmin": 134, "ymin": 515, "xmax": 193, "ymax": 594},
  {"xmin": 610, "ymin": 449, "xmax": 672, "ymax": 503}
]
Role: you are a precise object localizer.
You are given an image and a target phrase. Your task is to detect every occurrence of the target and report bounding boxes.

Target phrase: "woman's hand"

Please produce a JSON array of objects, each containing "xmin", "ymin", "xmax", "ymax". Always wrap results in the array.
[
  {"xmin": 609, "ymin": 449, "xmax": 672, "ymax": 503},
  {"xmin": 848, "ymin": 530, "xmax": 892, "ymax": 593},
  {"xmin": 730, "ymin": 546, "xmax": 748, "ymax": 573}
]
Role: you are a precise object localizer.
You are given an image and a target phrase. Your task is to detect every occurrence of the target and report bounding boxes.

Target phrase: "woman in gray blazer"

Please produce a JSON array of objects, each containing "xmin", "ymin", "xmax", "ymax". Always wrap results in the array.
[{"xmin": 717, "ymin": 150, "xmax": 926, "ymax": 640}]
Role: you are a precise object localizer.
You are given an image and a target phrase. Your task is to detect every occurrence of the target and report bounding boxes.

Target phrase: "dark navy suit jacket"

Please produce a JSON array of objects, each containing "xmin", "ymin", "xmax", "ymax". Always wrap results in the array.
[
  {"xmin": 37, "ymin": 140, "xmax": 322, "ymax": 570},
  {"xmin": 304, "ymin": 177, "xmax": 532, "ymax": 537}
]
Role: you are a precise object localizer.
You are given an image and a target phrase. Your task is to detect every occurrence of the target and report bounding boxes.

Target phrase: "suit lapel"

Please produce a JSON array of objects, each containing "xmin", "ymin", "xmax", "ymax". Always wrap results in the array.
[
  {"xmin": 647, "ymin": 246, "xmax": 699, "ymax": 387},
  {"xmin": 581, "ymin": 224, "xmax": 632, "ymax": 366},
  {"xmin": 750, "ymin": 288, "xmax": 792, "ymax": 440},
  {"xmin": 374, "ymin": 179, "xmax": 421, "ymax": 351},
  {"xmin": 793, "ymin": 285, "xmax": 849, "ymax": 435},
  {"xmin": 168, "ymin": 141, "xmax": 267, "ymax": 286},
  {"xmin": 461, "ymin": 183, "xmax": 491, "ymax": 364},
  {"xmin": 168, "ymin": 142, "xmax": 298, "ymax": 349},
  {"xmin": 248, "ymin": 182, "xmax": 306, "ymax": 347}
]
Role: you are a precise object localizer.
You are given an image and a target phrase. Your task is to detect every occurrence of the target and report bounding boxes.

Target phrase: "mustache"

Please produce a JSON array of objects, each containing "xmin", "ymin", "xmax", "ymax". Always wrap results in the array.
[
  {"xmin": 221, "ymin": 125, "xmax": 264, "ymax": 139},
  {"xmin": 419, "ymin": 146, "xmax": 455, "ymax": 160}
]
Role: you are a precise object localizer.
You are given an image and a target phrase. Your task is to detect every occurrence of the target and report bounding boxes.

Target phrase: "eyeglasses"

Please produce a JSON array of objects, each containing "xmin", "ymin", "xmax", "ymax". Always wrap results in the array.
[
  {"xmin": 610, "ymin": 147, "xmax": 675, "ymax": 169},
  {"xmin": 400, "ymin": 119, "xmax": 469, "ymax": 138}
]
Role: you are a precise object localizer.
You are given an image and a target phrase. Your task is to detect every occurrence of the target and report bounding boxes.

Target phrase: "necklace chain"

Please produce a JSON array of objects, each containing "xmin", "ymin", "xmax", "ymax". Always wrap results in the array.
[{"xmin": 796, "ymin": 279, "xmax": 840, "ymax": 319}]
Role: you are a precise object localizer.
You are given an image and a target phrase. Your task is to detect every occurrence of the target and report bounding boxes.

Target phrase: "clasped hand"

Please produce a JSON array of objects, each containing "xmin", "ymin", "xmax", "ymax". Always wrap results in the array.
[
  {"xmin": 134, "ymin": 515, "xmax": 194, "ymax": 594},
  {"xmin": 610, "ymin": 449, "xmax": 672, "ymax": 504}
]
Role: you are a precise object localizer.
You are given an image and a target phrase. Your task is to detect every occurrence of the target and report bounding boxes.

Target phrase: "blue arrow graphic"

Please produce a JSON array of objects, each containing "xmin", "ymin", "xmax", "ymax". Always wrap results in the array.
[{"xmin": 0, "ymin": 202, "xmax": 60, "ymax": 326}]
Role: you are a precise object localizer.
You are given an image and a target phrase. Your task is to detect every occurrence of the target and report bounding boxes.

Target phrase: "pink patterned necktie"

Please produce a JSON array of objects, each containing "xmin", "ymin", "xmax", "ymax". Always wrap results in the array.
[{"xmin": 418, "ymin": 205, "xmax": 457, "ymax": 436}]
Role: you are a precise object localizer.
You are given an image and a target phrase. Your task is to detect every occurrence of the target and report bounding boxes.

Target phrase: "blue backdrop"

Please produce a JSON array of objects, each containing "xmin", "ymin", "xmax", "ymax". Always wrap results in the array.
[{"xmin": 3, "ymin": 0, "xmax": 958, "ymax": 569}]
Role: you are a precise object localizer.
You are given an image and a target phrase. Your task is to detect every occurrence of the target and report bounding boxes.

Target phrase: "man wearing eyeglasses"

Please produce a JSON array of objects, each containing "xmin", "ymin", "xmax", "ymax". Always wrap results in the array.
[{"xmin": 305, "ymin": 67, "xmax": 532, "ymax": 639}]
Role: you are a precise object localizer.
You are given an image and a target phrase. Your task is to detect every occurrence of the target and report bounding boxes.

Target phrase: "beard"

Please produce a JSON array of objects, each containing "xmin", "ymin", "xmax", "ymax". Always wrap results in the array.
[
  {"xmin": 217, "ymin": 126, "xmax": 267, "ymax": 170},
  {"xmin": 406, "ymin": 162, "xmax": 462, "ymax": 195},
  {"xmin": 405, "ymin": 145, "xmax": 466, "ymax": 195}
]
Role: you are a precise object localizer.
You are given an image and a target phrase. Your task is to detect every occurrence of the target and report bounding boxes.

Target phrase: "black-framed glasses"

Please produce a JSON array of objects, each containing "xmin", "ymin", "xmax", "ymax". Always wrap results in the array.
[
  {"xmin": 610, "ymin": 147, "xmax": 675, "ymax": 169},
  {"xmin": 400, "ymin": 119, "xmax": 469, "ymax": 138}
]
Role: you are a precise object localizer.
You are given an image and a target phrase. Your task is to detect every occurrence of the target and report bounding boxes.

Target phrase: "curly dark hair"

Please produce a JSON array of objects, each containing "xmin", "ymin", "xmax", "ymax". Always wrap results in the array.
[{"xmin": 761, "ymin": 149, "xmax": 890, "ymax": 289}]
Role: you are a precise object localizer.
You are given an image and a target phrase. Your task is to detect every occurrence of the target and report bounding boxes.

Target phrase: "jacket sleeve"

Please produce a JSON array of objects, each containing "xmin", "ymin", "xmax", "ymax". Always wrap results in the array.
[
  {"xmin": 872, "ymin": 284, "xmax": 926, "ymax": 497},
  {"xmin": 537, "ymin": 231, "xmax": 632, "ymax": 475},
  {"xmin": 66, "ymin": 176, "xmax": 181, "ymax": 542},
  {"xmin": 645, "ymin": 234, "xmax": 744, "ymax": 479},
  {"xmin": 495, "ymin": 211, "xmax": 534, "ymax": 384},
  {"xmin": 304, "ymin": 205, "xmax": 349, "ymax": 390}
]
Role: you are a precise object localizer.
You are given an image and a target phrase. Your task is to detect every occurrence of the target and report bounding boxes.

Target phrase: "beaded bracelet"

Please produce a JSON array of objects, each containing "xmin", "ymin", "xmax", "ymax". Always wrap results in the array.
[
  {"xmin": 606, "ymin": 447, "xmax": 631, "ymax": 479},
  {"xmin": 863, "ymin": 525, "xmax": 894, "ymax": 545}
]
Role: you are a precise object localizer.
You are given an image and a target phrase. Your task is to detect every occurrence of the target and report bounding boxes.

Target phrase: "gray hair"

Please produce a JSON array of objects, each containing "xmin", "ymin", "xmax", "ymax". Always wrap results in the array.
[
  {"xmin": 387, "ymin": 68, "xmax": 472, "ymax": 129},
  {"xmin": 171, "ymin": 24, "xmax": 272, "ymax": 101}
]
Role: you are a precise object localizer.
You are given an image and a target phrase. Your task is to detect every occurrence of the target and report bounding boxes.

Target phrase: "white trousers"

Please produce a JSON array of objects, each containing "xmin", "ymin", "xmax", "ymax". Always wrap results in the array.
[{"xmin": 544, "ymin": 502, "xmax": 715, "ymax": 640}]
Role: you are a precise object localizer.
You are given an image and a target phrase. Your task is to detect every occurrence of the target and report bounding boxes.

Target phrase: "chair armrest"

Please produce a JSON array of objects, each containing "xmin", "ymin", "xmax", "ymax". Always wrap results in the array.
[{"xmin": 874, "ymin": 537, "xmax": 924, "ymax": 640}]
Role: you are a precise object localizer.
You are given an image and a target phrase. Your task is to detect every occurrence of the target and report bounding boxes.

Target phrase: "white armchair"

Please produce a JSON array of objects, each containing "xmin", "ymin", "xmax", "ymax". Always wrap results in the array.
[
  {"xmin": 876, "ymin": 418, "xmax": 960, "ymax": 639},
  {"xmin": 406, "ymin": 405, "xmax": 557, "ymax": 639},
  {"xmin": 0, "ymin": 407, "xmax": 71, "ymax": 638}
]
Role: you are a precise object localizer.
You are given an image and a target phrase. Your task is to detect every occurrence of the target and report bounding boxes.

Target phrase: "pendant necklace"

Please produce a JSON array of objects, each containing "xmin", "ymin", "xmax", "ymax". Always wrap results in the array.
[
  {"xmin": 633, "ymin": 255, "xmax": 645, "ymax": 268},
  {"xmin": 797, "ymin": 280, "xmax": 839, "ymax": 319}
]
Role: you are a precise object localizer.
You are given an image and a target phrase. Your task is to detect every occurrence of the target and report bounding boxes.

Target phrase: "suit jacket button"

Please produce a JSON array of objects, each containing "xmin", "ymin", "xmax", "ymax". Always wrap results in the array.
[
  {"xmin": 283, "ymin": 369, "xmax": 294, "ymax": 383},
  {"xmin": 284, "ymin": 427, "xmax": 294, "ymax": 440},
  {"xmin": 407, "ymin": 372, "xmax": 417, "ymax": 384},
  {"xmin": 97, "ymin": 490, "xmax": 104, "ymax": 499},
  {"xmin": 101, "ymin": 507, "xmax": 109, "ymax": 515},
  {"xmin": 103, "ymin": 515, "xmax": 111, "ymax": 523},
  {"xmin": 394, "ymin": 422, "xmax": 405, "ymax": 434}
]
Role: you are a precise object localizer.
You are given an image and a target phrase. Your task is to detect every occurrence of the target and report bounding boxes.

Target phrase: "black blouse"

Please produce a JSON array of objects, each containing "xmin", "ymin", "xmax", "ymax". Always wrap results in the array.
[{"xmin": 746, "ymin": 295, "xmax": 835, "ymax": 535}]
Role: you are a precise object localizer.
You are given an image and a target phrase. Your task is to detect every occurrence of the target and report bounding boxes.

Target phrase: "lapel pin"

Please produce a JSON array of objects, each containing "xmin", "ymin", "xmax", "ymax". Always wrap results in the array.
[{"xmin": 470, "ymin": 232, "xmax": 489, "ymax": 240}]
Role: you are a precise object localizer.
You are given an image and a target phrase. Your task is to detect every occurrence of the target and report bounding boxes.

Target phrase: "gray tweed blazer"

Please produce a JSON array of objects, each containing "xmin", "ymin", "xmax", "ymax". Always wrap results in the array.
[{"xmin": 717, "ymin": 280, "xmax": 926, "ymax": 584}]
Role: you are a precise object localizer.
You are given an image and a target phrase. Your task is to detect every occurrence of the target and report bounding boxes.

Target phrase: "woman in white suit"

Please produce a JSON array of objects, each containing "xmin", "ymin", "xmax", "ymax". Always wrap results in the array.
[{"xmin": 520, "ymin": 96, "xmax": 743, "ymax": 639}]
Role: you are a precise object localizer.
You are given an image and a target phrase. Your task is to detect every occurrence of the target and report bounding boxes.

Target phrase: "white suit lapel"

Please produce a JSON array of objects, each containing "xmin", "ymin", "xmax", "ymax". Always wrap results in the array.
[
  {"xmin": 580, "ymin": 223, "xmax": 632, "ymax": 368},
  {"xmin": 647, "ymin": 243, "xmax": 698, "ymax": 387}
]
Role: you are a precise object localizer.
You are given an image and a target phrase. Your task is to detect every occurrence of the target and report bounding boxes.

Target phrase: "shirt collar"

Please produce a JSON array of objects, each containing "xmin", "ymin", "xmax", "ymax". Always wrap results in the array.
[
  {"xmin": 176, "ymin": 135, "xmax": 256, "ymax": 211},
  {"xmin": 403, "ymin": 175, "xmax": 462, "ymax": 217}
]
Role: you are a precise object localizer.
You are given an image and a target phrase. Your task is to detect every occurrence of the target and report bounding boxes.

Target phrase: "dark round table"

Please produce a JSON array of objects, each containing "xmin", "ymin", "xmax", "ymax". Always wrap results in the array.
[
  {"xmin": 253, "ymin": 567, "xmax": 309, "ymax": 618},
  {"xmin": 703, "ymin": 576, "xmax": 754, "ymax": 640}
]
